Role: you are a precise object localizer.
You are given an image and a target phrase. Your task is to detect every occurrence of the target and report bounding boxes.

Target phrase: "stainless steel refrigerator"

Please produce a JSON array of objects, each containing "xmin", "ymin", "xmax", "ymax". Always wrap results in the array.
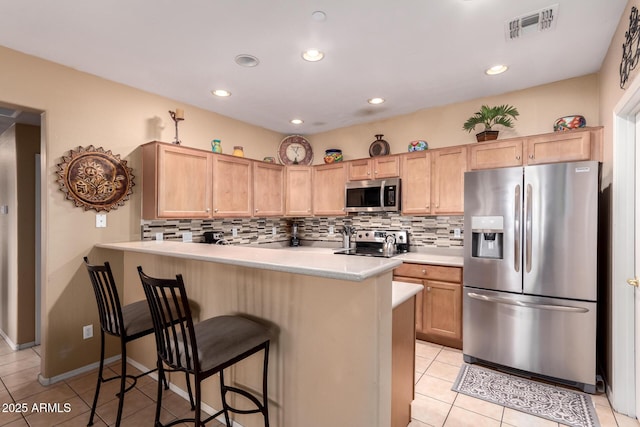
[{"xmin": 463, "ymin": 160, "xmax": 599, "ymax": 393}]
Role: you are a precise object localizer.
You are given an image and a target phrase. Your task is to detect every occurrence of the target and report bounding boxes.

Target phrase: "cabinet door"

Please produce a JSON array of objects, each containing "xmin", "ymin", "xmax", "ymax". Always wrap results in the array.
[
  {"xmin": 313, "ymin": 163, "xmax": 347, "ymax": 216},
  {"xmin": 525, "ymin": 130, "xmax": 591, "ymax": 165},
  {"xmin": 469, "ymin": 139, "xmax": 524, "ymax": 170},
  {"xmin": 253, "ymin": 162, "xmax": 284, "ymax": 216},
  {"xmin": 211, "ymin": 154, "xmax": 253, "ymax": 217},
  {"xmin": 147, "ymin": 143, "xmax": 212, "ymax": 219},
  {"xmin": 348, "ymin": 159, "xmax": 373, "ymax": 181},
  {"xmin": 423, "ymin": 279, "xmax": 462, "ymax": 345},
  {"xmin": 400, "ymin": 152, "xmax": 431, "ymax": 215},
  {"xmin": 432, "ymin": 146, "xmax": 467, "ymax": 214},
  {"xmin": 285, "ymin": 166, "xmax": 313, "ymax": 216},
  {"xmin": 373, "ymin": 156, "xmax": 400, "ymax": 178}
]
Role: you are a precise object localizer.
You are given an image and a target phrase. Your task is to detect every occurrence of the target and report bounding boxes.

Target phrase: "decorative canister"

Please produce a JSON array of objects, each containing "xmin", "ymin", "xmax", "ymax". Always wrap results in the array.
[
  {"xmin": 408, "ymin": 140, "xmax": 428, "ymax": 152},
  {"xmin": 323, "ymin": 149, "xmax": 343, "ymax": 164},
  {"xmin": 232, "ymin": 146, "xmax": 245, "ymax": 157},
  {"xmin": 211, "ymin": 139, "xmax": 223, "ymax": 153},
  {"xmin": 263, "ymin": 156, "xmax": 276, "ymax": 163}
]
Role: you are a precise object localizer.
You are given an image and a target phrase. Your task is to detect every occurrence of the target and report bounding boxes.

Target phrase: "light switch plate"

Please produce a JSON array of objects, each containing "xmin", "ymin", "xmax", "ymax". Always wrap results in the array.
[
  {"xmin": 0, "ymin": 205, "xmax": 7, "ymax": 214},
  {"xmin": 454, "ymin": 228, "xmax": 461, "ymax": 238},
  {"xmin": 182, "ymin": 232, "xmax": 193, "ymax": 242},
  {"xmin": 95, "ymin": 214, "xmax": 107, "ymax": 228},
  {"xmin": 232, "ymin": 227, "xmax": 238, "ymax": 237}
]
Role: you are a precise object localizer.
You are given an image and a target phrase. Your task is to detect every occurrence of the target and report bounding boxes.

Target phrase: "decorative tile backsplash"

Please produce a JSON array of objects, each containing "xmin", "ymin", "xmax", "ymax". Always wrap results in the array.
[{"xmin": 141, "ymin": 213, "xmax": 464, "ymax": 248}]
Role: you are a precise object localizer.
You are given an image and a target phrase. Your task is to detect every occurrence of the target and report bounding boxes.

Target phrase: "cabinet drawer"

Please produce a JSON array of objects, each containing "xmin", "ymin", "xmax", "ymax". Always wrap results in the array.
[{"xmin": 393, "ymin": 263, "xmax": 461, "ymax": 282}]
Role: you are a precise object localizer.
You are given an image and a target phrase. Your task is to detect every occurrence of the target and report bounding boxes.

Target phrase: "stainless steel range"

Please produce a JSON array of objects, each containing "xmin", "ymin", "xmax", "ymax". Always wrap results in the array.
[{"xmin": 337, "ymin": 230, "xmax": 409, "ymax": 257}]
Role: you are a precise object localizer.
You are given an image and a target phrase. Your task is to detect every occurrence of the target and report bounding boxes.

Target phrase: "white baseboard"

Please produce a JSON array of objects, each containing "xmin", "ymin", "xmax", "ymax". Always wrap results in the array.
[
  {"xmin": 0, "ymin": 329, "xmax": 36, "ymax": 350},
  {"xmin": 38, "ymin": 354, "xmax": 121, "ymax": 386}
]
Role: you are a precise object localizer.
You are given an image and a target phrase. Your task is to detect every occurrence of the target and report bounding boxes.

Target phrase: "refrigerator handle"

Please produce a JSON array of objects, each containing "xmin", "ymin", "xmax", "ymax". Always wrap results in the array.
[
  {"xmin": 525, "ymin": 183, "xmax": 532, "ymax": 273},
  {"xmin": 467, "ymin": 292, "xmax": 589, "ymax": 313},
  {"xmin": 514, "ymin": 184, "xmax": 521, "ymax": 273}
]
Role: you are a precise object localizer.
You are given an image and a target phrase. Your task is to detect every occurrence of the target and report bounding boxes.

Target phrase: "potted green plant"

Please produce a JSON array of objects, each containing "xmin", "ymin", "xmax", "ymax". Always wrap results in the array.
[{"xmin": 463, "ymin": 104, "xmax": 520, "ymax": 142}]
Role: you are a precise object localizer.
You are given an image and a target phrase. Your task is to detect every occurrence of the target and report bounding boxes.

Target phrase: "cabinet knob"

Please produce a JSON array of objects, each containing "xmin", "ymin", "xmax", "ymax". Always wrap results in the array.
[
  {"xmin": 374, "ymin": 170, "xmax": 378, "ymax": 174},
  {"xmin": 516, "ymin": 155, "xmax": 521, "ymax": 160},
  {"xmin": 426, "ymin": 287, "xmax": 431, "ymax": 292},
  {"xmin": 421, "ymin": 269, "xmax": 426, "ymax": 274},
  {"xmin": 255, "ymin": 208, "xmax": 259, "ymax": 212},
  {"xmin": 367, "ymin": 171, "xmax": 370, "ymax": 175},
  {"xmin": 206, "ymin": 208, "xmax": 211, "ymax": 212},
  {"xmin": 529, "ymin": 154, "xmax": 534, "ymax": 159},
  {"xmin": 214, "ymin": 208, "xmax": 218, "ymax": 213}
]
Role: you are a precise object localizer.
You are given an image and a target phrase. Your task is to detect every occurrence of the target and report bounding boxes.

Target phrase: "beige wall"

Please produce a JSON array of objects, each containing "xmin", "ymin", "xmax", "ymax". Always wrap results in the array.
[
  {"xmin": 0, "ymin": 124, "xmax": 40, "ymax": 346},
  {"xmin": 0, "ymin": 45, "xmax": 284, "ymax": 377},
  {"xmin": 308, "ymin": 74, "xmax": 600, "ymax": 163}
]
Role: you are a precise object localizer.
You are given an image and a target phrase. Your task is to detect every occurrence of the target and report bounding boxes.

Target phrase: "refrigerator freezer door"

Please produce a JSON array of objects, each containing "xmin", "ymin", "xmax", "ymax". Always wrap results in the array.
[
  {"xmin": 463, "ymin": 287, "xmax": 597, "ymax": 392},
  {"xmin": 464, "ymin": 167, "xmax": 523, "ymax": 293},
  {"xmin": 523, "ymin": 161, "xmax": 599, "ymax": 301}
]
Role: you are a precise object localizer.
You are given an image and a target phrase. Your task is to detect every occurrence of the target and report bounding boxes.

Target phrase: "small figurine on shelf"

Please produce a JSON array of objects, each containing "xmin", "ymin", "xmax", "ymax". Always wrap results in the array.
[{"xmin": 211, "ymin": 139, "xmax": 222, "ymax": 153}]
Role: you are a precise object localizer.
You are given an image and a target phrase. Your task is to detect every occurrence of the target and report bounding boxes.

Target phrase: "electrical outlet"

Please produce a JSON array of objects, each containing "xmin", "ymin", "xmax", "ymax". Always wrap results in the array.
[
  {"xmin": 95, "ymin": 214, "xmax": 107, "ymax": 228},
  {"xmin": 232, "ymin": 227, "xmax": 238, "ymax": 237},
  {"xmin": 272, "ymin": 226, "xmax": 277, "ymax": 236},
  {"xmin": 155, "ymin": 232, "xmax": 163, "ymax": 241},
  {"xmin": 182, "ymin": 232, "xmax": 193, "ymax": 242},
  {"xmin": 83, "ymin": 324, "xmax": 93, "ymax": 340},
  {"xmin": 328, "ymin": 225, "xmax": 334, "ymax": 235},
  {"xmin": 454, "ymin": 228, "xmax": 461, "ymax": 238}
]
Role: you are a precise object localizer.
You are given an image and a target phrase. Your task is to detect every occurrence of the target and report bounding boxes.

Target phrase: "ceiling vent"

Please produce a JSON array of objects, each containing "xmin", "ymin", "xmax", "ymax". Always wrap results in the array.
[{"xmin": 505, "ymin": 4, "xmax": 558, "ymax": 41}]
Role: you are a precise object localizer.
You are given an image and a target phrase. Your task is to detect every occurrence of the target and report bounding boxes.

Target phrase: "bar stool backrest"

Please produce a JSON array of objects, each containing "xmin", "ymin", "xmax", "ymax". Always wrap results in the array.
[
  {"xmin": 137, "ymin": 268, "xmax": 200, "ymax": 374},
  {"xmin": 84, "ymin": 257, "xmax": 125, "ymax": 337}
]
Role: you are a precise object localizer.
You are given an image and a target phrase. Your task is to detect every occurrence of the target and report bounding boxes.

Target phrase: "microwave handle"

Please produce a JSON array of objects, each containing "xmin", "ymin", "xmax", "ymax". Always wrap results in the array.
[{"xmin": 380, "ymin": 180, "xmax": 386, "ymax": 207}]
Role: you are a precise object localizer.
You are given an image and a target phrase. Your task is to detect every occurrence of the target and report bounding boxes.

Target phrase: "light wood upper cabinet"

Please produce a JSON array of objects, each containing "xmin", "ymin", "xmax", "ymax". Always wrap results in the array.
[
  {"xmin": 142, "ymin": 141, "xmax": 212, "ymax": 219},
  {"xmin": 313, "ymin": 162, "xmax": 347, "ymax": 216},
  {"xmin": 469, "ymin": 139, "xmax": 524, "ymax": 170},
  {"xmin": 285, "ymin": 166, "xmax": 313, "ymax": 216},
  {"xmin": 401, "ymin": 151, "xmax": 431, "ymax": 215},
  {"xmin": 525, "ymin": 128, "xmax": 592, "ymax": 165},
  {"xmin": 432, "ymin": 146, "xmax": 467, "ymax": 214},
  {"xmin": 253, "ymin": 162, "xmax": 284, "ymax": 216},
  {"xmin": 211, "ymin": 154, "xmax": 253, "ymax": 217},
  {"xmin": 348, "ymin": 156, "xmax": 400, "ymax": 180}
]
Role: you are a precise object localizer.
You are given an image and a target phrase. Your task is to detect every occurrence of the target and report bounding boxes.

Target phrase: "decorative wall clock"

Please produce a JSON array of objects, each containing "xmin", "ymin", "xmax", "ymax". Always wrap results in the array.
[
  {"xmin": 277, "ymin": 135, "xmax": 313, "ymax": 165},
  {"xmin": 56, "ymin": 145, "xmax": 135, "ymax": 212},
  {"xmin": 620, "ymin": 6, "xmax": 640, "ymax": 89}
]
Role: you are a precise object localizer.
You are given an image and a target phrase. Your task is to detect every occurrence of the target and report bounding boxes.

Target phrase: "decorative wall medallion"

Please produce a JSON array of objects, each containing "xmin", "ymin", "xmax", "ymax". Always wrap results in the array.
[
  {"xmin": 620, "ymin": 6, "xmax": 640, "ymax": 89},
  {"xmin": 56, "ymin": 145, "xmax": 135, "ymax": 212}
]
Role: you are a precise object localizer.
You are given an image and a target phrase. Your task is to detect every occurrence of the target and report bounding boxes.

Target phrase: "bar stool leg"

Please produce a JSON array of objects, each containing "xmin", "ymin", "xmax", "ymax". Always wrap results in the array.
[
  {"xmin": 262, "ymin": 342, "xmax": 270, "ymax": 427},
  {"xmin": 154, "ymin": 360, "xmax": 164, "ymax": 427},
  {"xmin": 219, "ymin": 370, "xmax": 232, "ymax": 427},
  {"xmin": 114, "ymin": 340, "xmax": 127, "ymax": 427},
  {"xmin": 87, "ymin": 331, "xmax": 106, "ymax": 426}
]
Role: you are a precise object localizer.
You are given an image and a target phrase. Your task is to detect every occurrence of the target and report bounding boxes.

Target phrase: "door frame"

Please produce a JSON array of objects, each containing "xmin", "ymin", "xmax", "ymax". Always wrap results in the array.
[{"xmin": 611, "ymin": 78, "xmax": 640, "ymax": 416}]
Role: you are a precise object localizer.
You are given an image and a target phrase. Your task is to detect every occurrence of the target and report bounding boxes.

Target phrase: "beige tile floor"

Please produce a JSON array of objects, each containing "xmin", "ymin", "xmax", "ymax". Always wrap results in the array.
[
  {"xmin": 0, "ymin": 338, "xmax": 225, "ymax": 426},
  {"xmin": 0, "ymin": 336, "xmax": 637, "ymax": 426},
  {"xmin": 410, "ymin": 340, "xmax": 640, "ymax": 427}
]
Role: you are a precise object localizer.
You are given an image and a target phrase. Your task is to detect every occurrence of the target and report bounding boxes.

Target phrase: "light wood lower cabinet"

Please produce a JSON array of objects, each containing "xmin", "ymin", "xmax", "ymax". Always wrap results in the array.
[
  {"xmin": 393, "ymin": 263, "xmax": 463, "ymax": 349},
  {"xmin": 392, "ymin": 296, "xmax": 416, "ymax": 427}
]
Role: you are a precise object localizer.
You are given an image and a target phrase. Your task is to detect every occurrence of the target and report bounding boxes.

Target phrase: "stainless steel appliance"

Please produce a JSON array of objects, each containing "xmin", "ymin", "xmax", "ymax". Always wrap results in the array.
[
  {"xmin": 336, "ymin": 229, "xmax": 409, "ymax": 257},
  {"xmin": 345, "ymin": 178, "xmax": 401, "ymax": 213},
  {"xmin": 463, "ymin": 161, "xmax": 599, "ymax": 393}
]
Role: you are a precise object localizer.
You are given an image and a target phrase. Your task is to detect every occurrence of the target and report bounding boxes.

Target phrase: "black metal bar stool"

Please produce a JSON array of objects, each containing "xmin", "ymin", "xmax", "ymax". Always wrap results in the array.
[
  {"xmin": 137, "ymin": 266, "xmax": 270, "ymax": 427},
  {"xmin": 83, "ymin": 257, "xmax": 194, "ymax": 426}
]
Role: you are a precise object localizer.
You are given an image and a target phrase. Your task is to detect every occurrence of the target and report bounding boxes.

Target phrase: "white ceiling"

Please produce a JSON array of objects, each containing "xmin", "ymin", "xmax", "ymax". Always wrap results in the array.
[{"xmin": 0, "ymin": 0, "xmax": 628, "ymax": 135}]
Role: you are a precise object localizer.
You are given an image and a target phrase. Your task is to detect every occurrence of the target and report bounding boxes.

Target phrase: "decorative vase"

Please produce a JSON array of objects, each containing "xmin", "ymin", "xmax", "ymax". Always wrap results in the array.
[
  {"xmin": 211, "ymin": 139, "xmax": 222, "ymax": 153},
  {"xmin": 369, "ymin": 134, "xmax": 390, "ymax": 157},
  {"xmin": 475, "ymin": 130, "xmax": 499, "ymax": 142},
  {"xmin": 323, "ymin": 149, "xmax": 343, "ymax": 164},
  {"xmin": 408, "ymin": 140, "xmax": 428, "ymax": 151},
  {"xmin": 232, "ymin": 146, "xmax": 244, "ymax": 157},
  {"xmin": 263, "ymin": 156, "xmax": 276, "ymax": 163}
]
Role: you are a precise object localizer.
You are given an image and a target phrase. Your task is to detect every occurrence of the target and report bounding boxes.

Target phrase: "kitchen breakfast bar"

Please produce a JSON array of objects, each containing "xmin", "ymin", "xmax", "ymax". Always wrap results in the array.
[{"xmin": 94, "ymin": 241, "xmax": 418, "ymax": 427}]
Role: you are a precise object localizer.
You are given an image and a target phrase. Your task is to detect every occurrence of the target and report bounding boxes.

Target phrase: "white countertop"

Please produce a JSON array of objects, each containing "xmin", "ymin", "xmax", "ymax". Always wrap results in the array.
[
  {"xmin": 96, "ymin": 240, "xmax": 402, "ymax": 282},
  {"xmin": 396, "ymin": 251, "xmax": 463, "ymax": 267},
  {"xmin": 392, "ymin": 280, "xmax": 424, "ymax": 308}
]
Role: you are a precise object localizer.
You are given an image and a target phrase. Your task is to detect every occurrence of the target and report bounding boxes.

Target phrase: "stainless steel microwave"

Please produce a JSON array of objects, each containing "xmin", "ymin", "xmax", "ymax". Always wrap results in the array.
[{"xmin": 345, "ymin": 178, "xmax": 401, "ymax": 213}]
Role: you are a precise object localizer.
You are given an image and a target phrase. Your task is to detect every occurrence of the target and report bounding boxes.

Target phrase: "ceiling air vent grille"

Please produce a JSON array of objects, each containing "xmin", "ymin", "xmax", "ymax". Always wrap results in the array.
[{"xmin": 506, "ymin": 4, "xmax": 558, "ymax": 41}]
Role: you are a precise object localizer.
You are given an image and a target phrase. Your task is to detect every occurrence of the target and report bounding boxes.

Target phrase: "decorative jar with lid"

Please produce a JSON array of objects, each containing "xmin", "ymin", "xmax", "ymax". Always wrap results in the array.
[{"xmin": 232, "ymin": 146, "xmax": 245, "ymax": 157}]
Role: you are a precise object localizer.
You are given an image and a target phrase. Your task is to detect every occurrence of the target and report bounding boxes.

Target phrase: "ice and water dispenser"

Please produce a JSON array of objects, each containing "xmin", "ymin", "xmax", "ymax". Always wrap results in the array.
[{"xmin": 471, "ymin": 216, "xmax": 504, "ymax": 259}]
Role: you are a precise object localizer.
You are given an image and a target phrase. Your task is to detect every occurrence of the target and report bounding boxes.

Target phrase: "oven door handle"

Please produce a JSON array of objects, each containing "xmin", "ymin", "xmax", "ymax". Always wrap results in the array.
[{"xmin": 467, "ymin": 292, "xmax": 589, "ymax": 313}]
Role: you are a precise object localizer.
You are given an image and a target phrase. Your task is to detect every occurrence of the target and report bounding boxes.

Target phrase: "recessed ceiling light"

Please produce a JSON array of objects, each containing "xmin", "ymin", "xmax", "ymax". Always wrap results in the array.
[
  {"xmin": 368, "ymin": 97, "xmax": 385, "ymax": 105},
  {"xmin": 485, "ymin": 65, "xmax": 508, "ymax": 75},
  {"xmin": 235, "ymin": 54, "xmax": 260, "ymax": 67},
  {"xmin": 290, "ymin": 119, "xmax": 304, "ymax": 125},
  {"xmin": 311, "ymin": 10, "xmax": 327, "ymax": 22},
  {"xmin": 211, "ymin": 89, "xmax": 231, "ymax": 97},
  {"xmin": 302, "ymin": 49, "xmax": 324, "ymax": 62}
]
